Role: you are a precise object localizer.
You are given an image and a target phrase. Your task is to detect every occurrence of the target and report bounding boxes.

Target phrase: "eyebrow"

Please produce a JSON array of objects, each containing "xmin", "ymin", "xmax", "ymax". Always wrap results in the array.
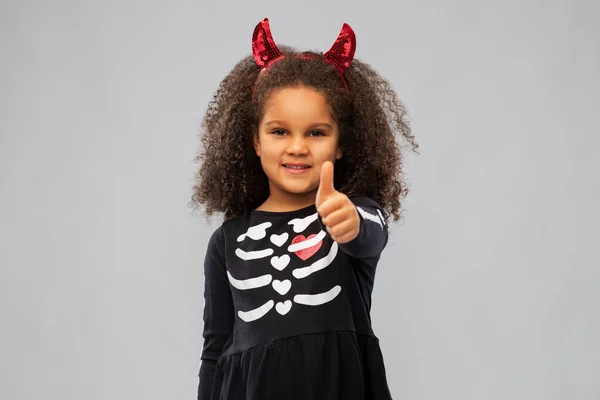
[{"xmin": 263, "ymin": 120, "xmax": 333, "ymax": 129}]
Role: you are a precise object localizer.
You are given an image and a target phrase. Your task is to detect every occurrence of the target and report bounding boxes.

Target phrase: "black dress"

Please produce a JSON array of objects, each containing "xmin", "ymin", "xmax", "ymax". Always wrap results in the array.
[{"xmin": 198, "ymin": 195, "xmax": 394, "ymax": 400}]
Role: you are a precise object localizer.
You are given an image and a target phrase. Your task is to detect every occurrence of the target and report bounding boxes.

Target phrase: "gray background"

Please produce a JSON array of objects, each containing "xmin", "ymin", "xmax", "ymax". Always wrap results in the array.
[{"xmin": 1, "ymin": 0, "xmax": 598, "ymax": 399}]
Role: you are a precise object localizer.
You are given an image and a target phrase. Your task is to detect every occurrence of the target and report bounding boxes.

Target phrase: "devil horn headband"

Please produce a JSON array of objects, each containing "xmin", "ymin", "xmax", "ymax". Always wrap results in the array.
[{"xmin": 251, "ymin": 18, "xmax": 356, "ymax": 95}]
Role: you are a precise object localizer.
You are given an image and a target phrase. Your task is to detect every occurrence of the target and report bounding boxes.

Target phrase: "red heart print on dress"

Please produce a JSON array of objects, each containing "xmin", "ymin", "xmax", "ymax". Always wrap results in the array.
[{"xmin": 291, "ymin": 234, "xmax": 323, "ymax": 260}]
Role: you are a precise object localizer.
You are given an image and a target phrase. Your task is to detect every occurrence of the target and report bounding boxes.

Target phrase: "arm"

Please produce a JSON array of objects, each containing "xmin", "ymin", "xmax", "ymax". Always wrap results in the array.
[
  {"xmin": 315, "ymin": 162, "xmax": 388, "ymax": 260},
  {"xmin": 198, "ymin": 226, "xmax": 234, "ymax": 400},
  {"xmin": 319, "ymin": 195, "xmax": 388, "ymax": 259}
]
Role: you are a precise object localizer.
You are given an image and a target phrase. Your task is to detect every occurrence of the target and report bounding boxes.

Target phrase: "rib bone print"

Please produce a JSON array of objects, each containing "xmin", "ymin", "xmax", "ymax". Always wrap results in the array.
[{"xmin": 228, "ymin": 208, "xmax": 381, "ymax": 322}]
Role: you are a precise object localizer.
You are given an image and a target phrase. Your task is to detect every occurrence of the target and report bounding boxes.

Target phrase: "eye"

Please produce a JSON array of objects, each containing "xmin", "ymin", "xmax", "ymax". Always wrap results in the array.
[
  {"xmin": 271, "ymin": 129, "xmax": 287, "ymax": 136},
  {"xmin": 308, "ymin": 130, "xmax": 325, "ymax": 137}
]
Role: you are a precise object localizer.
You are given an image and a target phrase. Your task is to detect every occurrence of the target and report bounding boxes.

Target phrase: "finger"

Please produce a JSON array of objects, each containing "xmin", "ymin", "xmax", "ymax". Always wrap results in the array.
[
  {"xmin": 317, "ymin": 193, "xmax": 346, "ymax": 218},
  {"xmin": 316, "ymin": 161, "xmax": 335, "ymax": 207},
  {"xmin": 321, "ymin": 207, "xmax": 354, "ymax": 228},
  {"xmin": 327, "ymin": 218, "xmax": 359, "ymax": 239},
  {"xmin": 333, "ymin": 229, "xmax": 359, "ymax": 244}
]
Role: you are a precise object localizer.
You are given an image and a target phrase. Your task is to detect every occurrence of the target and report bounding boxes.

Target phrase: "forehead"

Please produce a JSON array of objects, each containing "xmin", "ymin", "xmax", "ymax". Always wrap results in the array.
[{"xmin": 262, "ymin": 86, "xmax": 333, "ymax": 123}]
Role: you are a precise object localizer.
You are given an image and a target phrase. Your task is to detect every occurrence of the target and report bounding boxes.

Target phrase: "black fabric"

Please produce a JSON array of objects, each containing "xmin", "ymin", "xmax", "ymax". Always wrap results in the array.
[{"xmin": 198, "ymin": 196, "xmax": 392, "ymax": 400}]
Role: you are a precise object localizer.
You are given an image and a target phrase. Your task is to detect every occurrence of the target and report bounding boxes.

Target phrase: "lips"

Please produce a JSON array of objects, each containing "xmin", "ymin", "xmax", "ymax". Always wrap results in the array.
[{"xmin": 282, "ymin": 163, "xmax": 311, "ymax": 169}]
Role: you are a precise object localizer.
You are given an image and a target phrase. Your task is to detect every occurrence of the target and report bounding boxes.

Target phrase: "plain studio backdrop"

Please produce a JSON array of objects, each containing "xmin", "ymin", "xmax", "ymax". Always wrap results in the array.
[{"xmin": 1, "ymin": 0, "xmax": 598, "ymax": 399}]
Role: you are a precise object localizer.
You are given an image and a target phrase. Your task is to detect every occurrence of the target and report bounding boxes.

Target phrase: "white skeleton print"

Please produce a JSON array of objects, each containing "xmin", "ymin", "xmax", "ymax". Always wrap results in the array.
[{"xmin": 228, "ymin": 208, "xmax": 385, "ymax": 323}]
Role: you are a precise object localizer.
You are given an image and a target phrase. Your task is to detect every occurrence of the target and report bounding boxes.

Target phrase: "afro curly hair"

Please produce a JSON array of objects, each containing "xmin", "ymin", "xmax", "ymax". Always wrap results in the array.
[{"xmin": 191, "ymin": 45, "xmax": 419, "ymax": 224}]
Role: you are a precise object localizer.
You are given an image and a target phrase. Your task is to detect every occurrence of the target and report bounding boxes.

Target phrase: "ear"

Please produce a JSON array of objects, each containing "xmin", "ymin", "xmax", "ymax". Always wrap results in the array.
[
  {"xmin": 253, "ymin": 130, "xmax": 261, "ymax": 156},
  {"xmin": 335, "ymin": 147, "xmax": 343, "ymax": 160}
]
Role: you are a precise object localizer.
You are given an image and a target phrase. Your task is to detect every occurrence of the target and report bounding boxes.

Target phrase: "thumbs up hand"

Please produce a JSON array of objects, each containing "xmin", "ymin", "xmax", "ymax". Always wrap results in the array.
[{"xmin": 316, "ymin": 161, "xmax": 360, "ymax": 243}]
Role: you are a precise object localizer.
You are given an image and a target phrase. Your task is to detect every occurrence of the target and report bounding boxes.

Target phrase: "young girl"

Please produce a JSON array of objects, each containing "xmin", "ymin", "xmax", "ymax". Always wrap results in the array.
[{"xmin": 191, "ymin": 18, "xmax": 418, "ymax": 400}]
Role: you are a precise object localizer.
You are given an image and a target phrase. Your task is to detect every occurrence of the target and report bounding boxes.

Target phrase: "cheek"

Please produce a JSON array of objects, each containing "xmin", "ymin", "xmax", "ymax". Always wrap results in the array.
[
  {"xmin": 262, "ymin": 145, "xmax": 276, "ymax": 157},
  {"xmin": 259, "ymin": 143, "xmax": 281, "ymax": 164},
  {"xmin": 314, "ymin": 144, "xmax": 339, "ymax": 160}
]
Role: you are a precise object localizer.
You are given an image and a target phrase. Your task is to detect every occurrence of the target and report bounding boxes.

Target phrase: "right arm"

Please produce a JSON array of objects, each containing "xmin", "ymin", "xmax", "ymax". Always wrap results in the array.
[{"xmin": 198, "ymin": 226, "xmax": 234, "ymax": 400}]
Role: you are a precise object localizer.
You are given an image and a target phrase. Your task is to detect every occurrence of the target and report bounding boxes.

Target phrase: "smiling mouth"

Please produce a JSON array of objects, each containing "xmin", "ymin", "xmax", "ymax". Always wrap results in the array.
[{"xmin": 282, "ymin": 164, "xmax": 311, "ymax": 169}]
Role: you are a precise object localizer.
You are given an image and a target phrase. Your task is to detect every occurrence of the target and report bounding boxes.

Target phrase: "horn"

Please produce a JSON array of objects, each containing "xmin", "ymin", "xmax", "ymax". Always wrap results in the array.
[
  {"xmin": 323, "ymin": 23, "xmax": 356, "ymax": 74},
  {"xmin": 252, "ymin": 18, "xmax": 284, "ymax": 69}
]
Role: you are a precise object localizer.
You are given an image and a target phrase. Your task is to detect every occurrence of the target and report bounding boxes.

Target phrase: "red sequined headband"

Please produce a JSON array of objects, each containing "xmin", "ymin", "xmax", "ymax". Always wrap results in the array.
[{"xmin": 251, "ymin": 18, "xmax": 356, "ymax": 98}]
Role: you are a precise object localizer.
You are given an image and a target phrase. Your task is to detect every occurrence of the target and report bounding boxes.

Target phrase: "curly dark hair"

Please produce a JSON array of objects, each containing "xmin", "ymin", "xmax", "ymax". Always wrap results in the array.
[{"xmin": 190, "ymin": 45, "xmax": 419, "ymax": 223}]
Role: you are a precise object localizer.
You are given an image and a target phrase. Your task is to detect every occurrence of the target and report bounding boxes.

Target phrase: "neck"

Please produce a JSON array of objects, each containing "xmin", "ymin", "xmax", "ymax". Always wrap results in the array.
[{"xmin": 257, "ymin": 188, "xmax": 318, "ymax": 212}]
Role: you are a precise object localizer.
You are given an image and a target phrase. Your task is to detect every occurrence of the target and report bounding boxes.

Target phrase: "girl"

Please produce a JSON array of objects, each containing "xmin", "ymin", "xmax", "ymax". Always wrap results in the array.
[{"xmin": 191, "ymin": 18, "xmax": 418, "ymax": 400}]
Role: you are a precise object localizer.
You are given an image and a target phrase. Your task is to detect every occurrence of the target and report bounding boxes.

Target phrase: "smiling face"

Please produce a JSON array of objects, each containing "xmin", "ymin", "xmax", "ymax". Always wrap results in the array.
[{"xmin": 253, "ymin": 85, "xmax": 343, "ymax": 210}]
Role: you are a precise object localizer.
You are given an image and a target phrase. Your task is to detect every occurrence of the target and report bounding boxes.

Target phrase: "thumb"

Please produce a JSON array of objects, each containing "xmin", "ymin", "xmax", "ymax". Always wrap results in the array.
[{"xmin": 316, "ymin": 161, "xmax": 335, "ymax": 206}]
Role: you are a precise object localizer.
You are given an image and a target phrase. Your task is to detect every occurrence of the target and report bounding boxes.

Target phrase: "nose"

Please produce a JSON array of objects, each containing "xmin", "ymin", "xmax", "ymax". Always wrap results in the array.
[{"xmin": 286, "ymin": 134, "xmax": 308, "ymax": 155}]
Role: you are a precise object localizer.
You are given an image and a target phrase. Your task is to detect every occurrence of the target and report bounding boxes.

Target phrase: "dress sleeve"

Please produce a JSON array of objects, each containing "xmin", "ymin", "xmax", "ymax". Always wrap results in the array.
[
  {"xmin": 198, "ymin": 225, "xmax": 234, "ymax": 400},
  {"xmin": 321, "ymin": 196, "xmax": 389, "ymax": 260}
]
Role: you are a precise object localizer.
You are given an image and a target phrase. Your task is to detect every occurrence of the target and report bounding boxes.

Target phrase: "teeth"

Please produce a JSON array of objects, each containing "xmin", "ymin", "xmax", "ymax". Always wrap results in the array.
[{"xmin": 285, "ymin": 165, "xmax": 309, "ymax": 169}]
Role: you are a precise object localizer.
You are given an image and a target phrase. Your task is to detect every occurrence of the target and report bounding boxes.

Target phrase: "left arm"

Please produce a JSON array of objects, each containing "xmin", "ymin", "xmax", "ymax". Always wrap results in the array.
[
  {"xmin": 318, "ymin": 195, "xmax": 388, "ymax": 259},
  {"xmin": 316, "ymin": 161, "xmax": 388, "ymax": 259}
]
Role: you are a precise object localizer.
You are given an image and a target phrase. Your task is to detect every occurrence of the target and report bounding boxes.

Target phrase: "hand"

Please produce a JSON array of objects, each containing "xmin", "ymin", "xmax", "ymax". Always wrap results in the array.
[{"xmin": 315, "ymin": 161, "xmax": 360, "ymax": 243}]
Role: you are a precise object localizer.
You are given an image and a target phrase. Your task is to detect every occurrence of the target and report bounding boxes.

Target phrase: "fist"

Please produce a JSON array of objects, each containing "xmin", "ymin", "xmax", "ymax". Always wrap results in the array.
[{"xmin": 315, "ymin": 161, "xmax": 360, "ymax": 243}]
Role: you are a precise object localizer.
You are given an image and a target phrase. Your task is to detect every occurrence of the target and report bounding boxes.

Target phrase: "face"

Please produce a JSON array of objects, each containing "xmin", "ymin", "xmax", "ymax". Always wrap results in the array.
[{"xmin": 254, "ymin": 86, "xmax": 343, "ymax": 204}]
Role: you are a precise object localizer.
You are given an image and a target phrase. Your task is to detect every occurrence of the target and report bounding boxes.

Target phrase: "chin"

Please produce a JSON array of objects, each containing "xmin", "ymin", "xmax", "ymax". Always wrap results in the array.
[
  {"xmin": 277, "ymin": 182, "xmax": 317, "ymax": 195},
  {"xmin": 283, "ymin": 186, "xmax": 314, "ymax": 195}
]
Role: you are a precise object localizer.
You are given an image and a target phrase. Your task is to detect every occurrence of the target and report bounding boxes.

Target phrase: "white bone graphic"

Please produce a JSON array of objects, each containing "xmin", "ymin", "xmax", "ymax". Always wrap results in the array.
[
  {"xmin": 272, "ymin": 279, "xmax": 292, "ymax": 295},
  {"xmin": 227, "ymin": 271, "xmax": 272, "ymax": 290},
  {"xmin": 376, "ymin": 209, "xmax": 386, "ymax": 226},
  {"xmin": 288, "ymin": 213, "xmax": 318, "ymax": 233},
  {"xmin": 292, "ymin": 242, "xmax": 338, "ymax": 279},
  {"xmin": 270, "ymin": 232, "xmax": 288, "ymax": 247},
  {"xmin": 237, "ymin": 222, "xmax": 272, "ymax": 242},
  {"xmin": 235, "ymin": 248, "xmax": 274, "ymax": 260},
  {"xmin": 231, "ymin": 209, "xmax": 355, "ymax": 322},
  {"xmin": 356, "ymin": 206, "xmax": 383, "ymax": 228},
  {"xmin": 287, "ymin": 230, "xmax": 326, "ymax": 253},
  {"xmin": 294, "ymin": 285, "xmax": 341, "ymax": 306},
  {"xmin": 270, "ymin": 255, "xmax": 290, "ymax": 271},
  {"xmin": 238, "ymin": 300, "xmax": 274, "ymax": 322},
  {"xmin": 276, "ymin": 300, "xmax": 292, "ymax": 315}
]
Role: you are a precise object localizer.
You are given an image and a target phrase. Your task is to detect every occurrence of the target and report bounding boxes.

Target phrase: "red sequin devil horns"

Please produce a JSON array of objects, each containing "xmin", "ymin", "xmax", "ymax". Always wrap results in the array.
[{"xmin": 251, "ymin": 18, "xmax": 356, "ymax": 96}]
